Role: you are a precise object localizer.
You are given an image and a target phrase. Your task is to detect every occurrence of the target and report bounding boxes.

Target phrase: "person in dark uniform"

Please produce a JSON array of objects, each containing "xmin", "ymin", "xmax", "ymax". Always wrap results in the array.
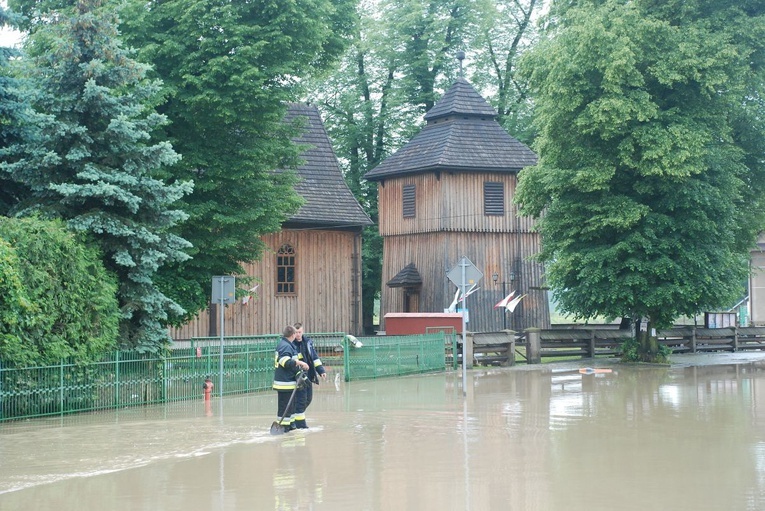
[
  {"xmin": 292, "ymin": 322, "xmax": 327, "ymax": 429},
  {"xmin": 273, "ymin": 325, "xmax": 309, "ymax": 433}
]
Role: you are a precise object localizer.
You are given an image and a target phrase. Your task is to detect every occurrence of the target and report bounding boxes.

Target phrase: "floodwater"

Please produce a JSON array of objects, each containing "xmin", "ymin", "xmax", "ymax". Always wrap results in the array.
[{"xmin": 2, "ymin": 355, "xmax": 765, "ymax": 511}]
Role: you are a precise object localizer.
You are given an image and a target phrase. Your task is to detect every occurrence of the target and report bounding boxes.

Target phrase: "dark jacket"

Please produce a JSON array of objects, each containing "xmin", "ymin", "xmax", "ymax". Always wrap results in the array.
[
  {"xmin": 272, "ymin": 337, "xmax": 301, "ymax": 391},
  {"xmin": 295, "ymin": 335, "xmax": 326, "ymax": 384}
]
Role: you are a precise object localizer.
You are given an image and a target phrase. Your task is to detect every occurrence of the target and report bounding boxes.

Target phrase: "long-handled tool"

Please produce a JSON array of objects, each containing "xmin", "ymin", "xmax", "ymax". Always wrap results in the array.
[{"xmin": 270, "ymin": 371, "xmax": 307, "ymax": 435}]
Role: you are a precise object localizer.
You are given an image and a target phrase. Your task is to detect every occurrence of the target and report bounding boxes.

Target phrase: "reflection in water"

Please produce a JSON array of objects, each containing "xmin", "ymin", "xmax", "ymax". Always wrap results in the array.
[{"xmin": 1, "ymin": 360, "xmax": 765, "ymax": 510}]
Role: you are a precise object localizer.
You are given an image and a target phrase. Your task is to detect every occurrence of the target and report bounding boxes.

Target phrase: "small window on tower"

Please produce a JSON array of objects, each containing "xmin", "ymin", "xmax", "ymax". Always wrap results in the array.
[
  {"xmin": 484, "ymin": 181, "xmax": 504, "ymax": 216},
  {"xmin": 276, "ymin": 244, "xmax": 296, "ymax": 295},
  {"xmin": 403, "ymin": 184, "xmax": 416, "ymax": 218}
]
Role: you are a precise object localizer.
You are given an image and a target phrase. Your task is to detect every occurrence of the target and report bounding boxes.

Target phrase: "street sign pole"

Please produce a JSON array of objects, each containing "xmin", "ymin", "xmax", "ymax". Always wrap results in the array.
[
  {"xmin": 461, "ymin": 260, "xmax": 468, "ymax": 397},
  {"xmin": 212, "ymin": 276, "xmax": 235, "ymax": 402},
  {"xmin": 219, "ymin": 278, "xmax": 224, "ymax": 398},
  {"xmin": 446, "ymin": 257, "xmax": 483, "ymax": 398}
]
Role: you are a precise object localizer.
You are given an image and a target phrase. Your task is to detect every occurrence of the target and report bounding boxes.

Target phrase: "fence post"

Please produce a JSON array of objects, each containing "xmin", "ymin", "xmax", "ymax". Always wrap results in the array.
[
  {"xmin": 59, "ymin": 358, "xmax": 64, "ymax": 417},
  {"xmin": 343, "ymin": 336, "xmax": 350, "ymax": 382},
  {"xmin": 464, "ymin": 331, "xmax": 474, "ymax": 369},
  {"xmin": 733, "ymin": 326, "xmax": 739, "ymax": 352},
  {"xmin": 503, "ymin": 330, "xmax": 516, "ymax": 367},
  {"xmin": 452, "ymin": 333, "xmax": 458, "ymax": 370},
  {"xmin": 690, "ymin": 327, "xmax": 697, "ymax": 353},
  {"xmin": 526, "ymin": 328, "xmax": 542, "ymax": 364},
  {"xmin": 588, "ymin": 330, "xmax": 596, "ymax": 358},
  {"xmin": 115, "ymin": 351, "xmax": 120, "ymax": 406}
]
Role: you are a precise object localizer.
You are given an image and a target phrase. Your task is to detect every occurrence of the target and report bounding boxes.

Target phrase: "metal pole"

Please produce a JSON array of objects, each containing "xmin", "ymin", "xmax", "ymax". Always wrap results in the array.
[
  {"xmin": 219, "ymin": 278, "xmax": 224, "ymax": 398},
  {"xmin": 502, "ymin": 281, "xmax": 507, "ymax": 331},
  {"xmin": 461, "ymin": 260, "xmax": 468, "ymax": 398}
]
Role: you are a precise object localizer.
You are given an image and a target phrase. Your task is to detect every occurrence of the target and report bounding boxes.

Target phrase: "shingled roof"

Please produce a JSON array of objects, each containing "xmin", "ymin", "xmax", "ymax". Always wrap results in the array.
[
  {"xmin": 386, "ymin": 263, "xmax": 423, "ymax": 288},
  {"xmin": 364, "ymin": 77, "xmax": 537, "ymax": 181},
  {"xmin": 284, "ymin": 103, "xmax": 372, "ymax": 229}
]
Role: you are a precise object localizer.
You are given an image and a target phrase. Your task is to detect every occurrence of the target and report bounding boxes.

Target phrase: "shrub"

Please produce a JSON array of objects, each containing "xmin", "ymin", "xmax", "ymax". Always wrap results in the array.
[
  {"xmin": 620, "ymin": 337, "xmax": 671, "ymax": 364},
  {"xmin": 0, "ymin": 217, "xmax": 120, "ymax": 365}
]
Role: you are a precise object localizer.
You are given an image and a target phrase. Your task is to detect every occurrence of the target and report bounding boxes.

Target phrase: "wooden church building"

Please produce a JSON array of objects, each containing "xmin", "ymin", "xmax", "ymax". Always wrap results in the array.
[
  {"xmin": 169, "ymin": 103, "xmax": 372, "ymax": 340},
  {"xmin": 364, "ymin": 77, "xmax": 550, "ymax": 333}
]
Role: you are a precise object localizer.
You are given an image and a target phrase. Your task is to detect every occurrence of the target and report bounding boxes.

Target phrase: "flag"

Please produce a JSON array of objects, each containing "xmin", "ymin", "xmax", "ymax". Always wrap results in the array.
[
  {"xmin": 494, "ymin": 291, "xmax": 516, "ymax": 309},
  {"xmin": 506, "ymin": 294, "xmax": 526, "ymax": 313},
  {"xmin": 242, "ymin": 284, "xmax": 259, "ymax": 305},
  {"xmin": 457, "ymin": 284, "xmax": 480, "ymax": 302},
  {"xmin": 447, "ymin": 288, "xmax": 460, "ymax": 313}
]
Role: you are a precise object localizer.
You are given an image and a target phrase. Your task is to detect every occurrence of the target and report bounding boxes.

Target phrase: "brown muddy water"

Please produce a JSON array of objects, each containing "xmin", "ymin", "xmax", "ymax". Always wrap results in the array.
[{"xmin": 2, "ymin": 355, "xmax": 765, "ymax": 511}]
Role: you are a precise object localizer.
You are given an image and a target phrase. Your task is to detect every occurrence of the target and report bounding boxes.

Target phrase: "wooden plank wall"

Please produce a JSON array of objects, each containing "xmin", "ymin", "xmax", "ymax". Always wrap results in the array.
[
  {"xmin": 377, "ymin": 172, "xmax": 538, "ymax": 235},
  {"xmin": 380, "ymin": 231, "xmax": 550, "ymax": 333},
  {"xmin": 169, "ymin": 229, "xmax": 363, "ymax": 340}
]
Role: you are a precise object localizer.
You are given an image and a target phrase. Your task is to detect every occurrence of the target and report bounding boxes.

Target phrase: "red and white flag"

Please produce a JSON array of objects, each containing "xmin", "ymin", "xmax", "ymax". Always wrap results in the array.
[
  {"xmin": 457, "ymin": 284, "xmax": 480, "ymax": 302},
  {"xmin": 494, "ymin": 291, "xmax": 516, "ymax": 309},
  {"xmin": 505, "ymin": 294, "xmax": 526, "ymax": 313},
  {"xmin": 241, "ymin": 284, "xmax": 259, "ymax": 305}
]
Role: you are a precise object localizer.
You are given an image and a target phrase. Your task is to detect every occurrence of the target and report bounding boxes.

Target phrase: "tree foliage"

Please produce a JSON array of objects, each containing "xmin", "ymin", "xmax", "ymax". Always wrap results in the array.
[
  {"xmin": 516, "ymin": 0, "xmax": 765, "ymax": 349},
  {"xmin": 0, "ymin": 5, "xmax": 33, "ymax": 215},
  {"xmin": 114, "ymin": 0, "xmax": 356, "ymax": 320},
  {"xmin": 0, "ymin": 216, "xmax": 119, "ymax": 366},
  {"xmin": 470, "ymin": 0, "xmax": 542, "ymax": 143},
  {"xmin": 2, "ymin": 0, "xmax": 192, "ymax": 350}
]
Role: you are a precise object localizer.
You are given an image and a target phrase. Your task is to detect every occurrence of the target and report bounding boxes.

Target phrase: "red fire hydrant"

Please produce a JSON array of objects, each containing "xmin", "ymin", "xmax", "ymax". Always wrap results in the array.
[{"xmin": 203, "ymin": 377, "xmax": 214, "ymax": 401}]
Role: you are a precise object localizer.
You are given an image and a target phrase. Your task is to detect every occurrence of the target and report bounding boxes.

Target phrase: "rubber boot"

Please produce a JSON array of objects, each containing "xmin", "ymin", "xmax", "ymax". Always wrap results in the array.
[{"xmin": 294, "ymin": 419, "xmax": 308, "ymax": 429}]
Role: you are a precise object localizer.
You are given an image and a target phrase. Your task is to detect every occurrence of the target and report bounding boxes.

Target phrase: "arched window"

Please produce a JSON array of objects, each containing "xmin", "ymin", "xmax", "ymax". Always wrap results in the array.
[{"xmin": 276, "ymin": 244, "xmax": 296, "ymax": 294}]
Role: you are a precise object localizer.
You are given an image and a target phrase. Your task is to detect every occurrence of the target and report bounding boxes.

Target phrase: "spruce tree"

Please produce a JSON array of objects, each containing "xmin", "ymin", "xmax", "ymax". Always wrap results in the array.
[
  {"xmin": 0, "ymin": 5, "xmax": 32, "ymax": 215},
  {"xmin": 2, "ymin": 0, "xmax": 192, "ymax": 351}
]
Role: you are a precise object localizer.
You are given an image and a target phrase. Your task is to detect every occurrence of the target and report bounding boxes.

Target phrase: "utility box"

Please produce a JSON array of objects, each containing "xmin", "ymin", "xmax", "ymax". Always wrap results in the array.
[
  {"xmin": 383, "ymin": 313, "xmax": 463, "ymax": 335},
  {"xmin": 704, "ymin": 312, "xmax": 737, "ymax": 329}
]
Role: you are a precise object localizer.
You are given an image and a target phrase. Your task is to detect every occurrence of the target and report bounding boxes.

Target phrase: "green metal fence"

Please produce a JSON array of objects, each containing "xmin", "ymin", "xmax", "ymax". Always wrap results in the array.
[
  {"xmin": 342, "ymin": 333, "xmax": 447, "ymax": 381},
  {"xmin": 0, "ymin": 332, "xmax": 447, "ymax": 422}
]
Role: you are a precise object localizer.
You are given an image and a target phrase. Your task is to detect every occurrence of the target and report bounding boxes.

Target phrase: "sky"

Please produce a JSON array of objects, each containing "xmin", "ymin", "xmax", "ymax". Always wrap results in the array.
[
  {"xmin": 0, "ymin": 26, "xmax": 22, "ymax": 47},
  {"xmin": 1, "ymin": 0, "xmax": 23, "ymax": 48}
]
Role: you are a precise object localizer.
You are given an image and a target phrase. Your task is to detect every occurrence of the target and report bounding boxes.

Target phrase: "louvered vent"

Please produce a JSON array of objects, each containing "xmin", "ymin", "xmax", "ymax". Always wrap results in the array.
[
  {"xmin": 484, "ymin": 181, "xmax": 504, "ymax": 216},
  {"xmin": 403, "ymin": 184, "xmax": 416, "ymax": 218}
]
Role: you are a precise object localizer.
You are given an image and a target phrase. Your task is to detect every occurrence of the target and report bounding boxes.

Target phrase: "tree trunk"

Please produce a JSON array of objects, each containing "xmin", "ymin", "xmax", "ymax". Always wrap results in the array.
[{"xmin": 636, "ymin": 317, "xmax": 660, "ymax": 362}]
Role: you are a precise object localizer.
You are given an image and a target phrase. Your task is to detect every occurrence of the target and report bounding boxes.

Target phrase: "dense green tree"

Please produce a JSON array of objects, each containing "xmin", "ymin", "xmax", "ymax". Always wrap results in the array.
[
  {"xmin": 470, "ymin": 0, "xmax": 542, "ymax": 143},
  {"xmin": 2, "ymin": 0, "xmax": 192, "ymax": 351},
  {"xmin": 515, "ymin": 0, "xmax": 765, "ymax": 360},
  {"xmin": 0, "ymin": 217, "xmax": 119, "ymax": 366},
  {"xmin": 0, "ymin": 6, "xmax": 32, "ymax": 215},
  {"xmin": 384, "ymin": 0, "xmax": 476, "ymax": 112},
  {"xmin": 0, "ymin": 236, "xmax": 35, "ymax": 364},
  {"xmin": 114, "ymin": 0, "xmax": 356, "ymax": 320},
  {"xmin": 310, "ymin": 14, "xmax": 408, "ymax": 332}
]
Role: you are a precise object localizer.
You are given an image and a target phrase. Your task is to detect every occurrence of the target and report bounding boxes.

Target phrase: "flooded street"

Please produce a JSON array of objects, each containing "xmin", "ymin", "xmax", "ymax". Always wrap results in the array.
[{"xmin": 2, "ymin": 355, "xmax": 765, "ymax": 510}]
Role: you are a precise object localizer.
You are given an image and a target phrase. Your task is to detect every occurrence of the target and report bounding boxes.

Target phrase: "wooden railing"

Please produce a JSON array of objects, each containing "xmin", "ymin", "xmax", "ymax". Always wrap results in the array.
[{"xmin": 460, "ymin": 327, "xmax": 765, "ymax": 366}]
